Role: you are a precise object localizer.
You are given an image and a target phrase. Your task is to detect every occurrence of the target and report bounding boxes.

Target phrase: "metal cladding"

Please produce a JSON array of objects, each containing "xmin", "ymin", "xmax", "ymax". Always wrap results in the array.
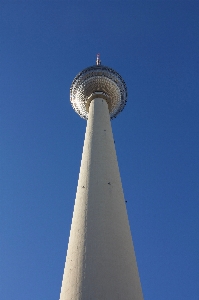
[{"xmin": 70, "ymin": 65, "xmax": 127, "ymax": 119}]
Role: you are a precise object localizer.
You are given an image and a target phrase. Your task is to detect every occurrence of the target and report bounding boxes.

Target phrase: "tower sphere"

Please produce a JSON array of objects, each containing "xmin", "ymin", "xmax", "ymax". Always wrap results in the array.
[{"xmin": 70, "ymin": 64, "xmax": 127, "ymax": 120}]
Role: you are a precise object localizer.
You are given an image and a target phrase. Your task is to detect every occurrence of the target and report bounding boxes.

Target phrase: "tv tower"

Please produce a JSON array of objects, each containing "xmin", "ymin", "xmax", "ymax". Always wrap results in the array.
[{"xmin": 59, "ymin": 55, "xmax": 144, "ymax": 300}]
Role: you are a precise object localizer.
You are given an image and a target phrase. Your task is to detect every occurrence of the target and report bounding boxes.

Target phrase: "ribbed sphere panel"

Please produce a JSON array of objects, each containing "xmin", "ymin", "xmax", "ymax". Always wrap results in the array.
[
  {"xmin": 70, "ymin": 65, "xmax": 127, "ymax": 119},
  {"xmin": 59, "ymin": 99, "xmax": 143, "ymax": 300}
]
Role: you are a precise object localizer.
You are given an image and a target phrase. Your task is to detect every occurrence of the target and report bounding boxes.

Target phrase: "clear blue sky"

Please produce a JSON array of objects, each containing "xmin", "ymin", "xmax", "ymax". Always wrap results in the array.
[{"xmin": 1, "ymin": 1, "xmax": 199, "ymax": 299}]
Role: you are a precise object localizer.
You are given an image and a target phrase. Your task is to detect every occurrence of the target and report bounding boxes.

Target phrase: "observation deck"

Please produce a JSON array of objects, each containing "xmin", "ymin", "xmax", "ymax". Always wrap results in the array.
[{"xmin": 70, "ymin": 63, "xmax": 127, "ymax": 120}]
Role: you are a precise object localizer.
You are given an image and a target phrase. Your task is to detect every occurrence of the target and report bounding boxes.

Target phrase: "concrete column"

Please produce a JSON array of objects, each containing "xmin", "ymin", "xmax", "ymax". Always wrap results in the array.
[{"xmin": 59, "ymin": 98, "xmax": 144, "ymax": 300}]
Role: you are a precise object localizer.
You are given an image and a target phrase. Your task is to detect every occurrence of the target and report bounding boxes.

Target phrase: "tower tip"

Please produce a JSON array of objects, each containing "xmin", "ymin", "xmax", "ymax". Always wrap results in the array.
[{"xmin": 96, "ymin": 53, "xmax": 101, "ymax": 65}]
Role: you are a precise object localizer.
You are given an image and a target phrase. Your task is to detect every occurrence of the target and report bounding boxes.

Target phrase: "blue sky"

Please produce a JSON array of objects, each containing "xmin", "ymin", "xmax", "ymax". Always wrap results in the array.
[{"xmin": 1, "ymin": 1, "xmax": 199, "ymax": 299}]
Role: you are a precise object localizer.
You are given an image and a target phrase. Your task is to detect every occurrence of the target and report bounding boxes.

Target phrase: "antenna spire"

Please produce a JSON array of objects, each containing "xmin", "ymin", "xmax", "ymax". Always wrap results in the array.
[{"xmin": 96, "ymin": 53, "xmax": 101, "ymax": 65}]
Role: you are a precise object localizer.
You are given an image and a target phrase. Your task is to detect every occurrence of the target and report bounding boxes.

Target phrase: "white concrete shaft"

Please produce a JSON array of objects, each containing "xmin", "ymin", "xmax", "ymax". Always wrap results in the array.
[{"xmin": 60, "ymin": 99, "xmax": 143, "ymax": 300}]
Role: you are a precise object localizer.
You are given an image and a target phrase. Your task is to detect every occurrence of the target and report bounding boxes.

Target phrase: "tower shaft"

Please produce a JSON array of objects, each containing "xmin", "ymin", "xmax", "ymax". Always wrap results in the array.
[{"xmin": 60, "ymin": 98, "xmax": 143, "ymax": 300}]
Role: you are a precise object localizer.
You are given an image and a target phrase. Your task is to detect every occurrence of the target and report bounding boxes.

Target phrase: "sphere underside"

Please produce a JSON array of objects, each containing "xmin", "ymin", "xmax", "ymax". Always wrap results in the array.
[{"xmin": 70, "ymin": 65, "xmax": 127, "ymax": 119}]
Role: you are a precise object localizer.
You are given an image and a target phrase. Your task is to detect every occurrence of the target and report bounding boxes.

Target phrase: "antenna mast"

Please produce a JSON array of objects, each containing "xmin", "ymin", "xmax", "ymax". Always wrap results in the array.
[{"xmin": 96, "ymin": 53, "xmax": 101, "ymax": 65}]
